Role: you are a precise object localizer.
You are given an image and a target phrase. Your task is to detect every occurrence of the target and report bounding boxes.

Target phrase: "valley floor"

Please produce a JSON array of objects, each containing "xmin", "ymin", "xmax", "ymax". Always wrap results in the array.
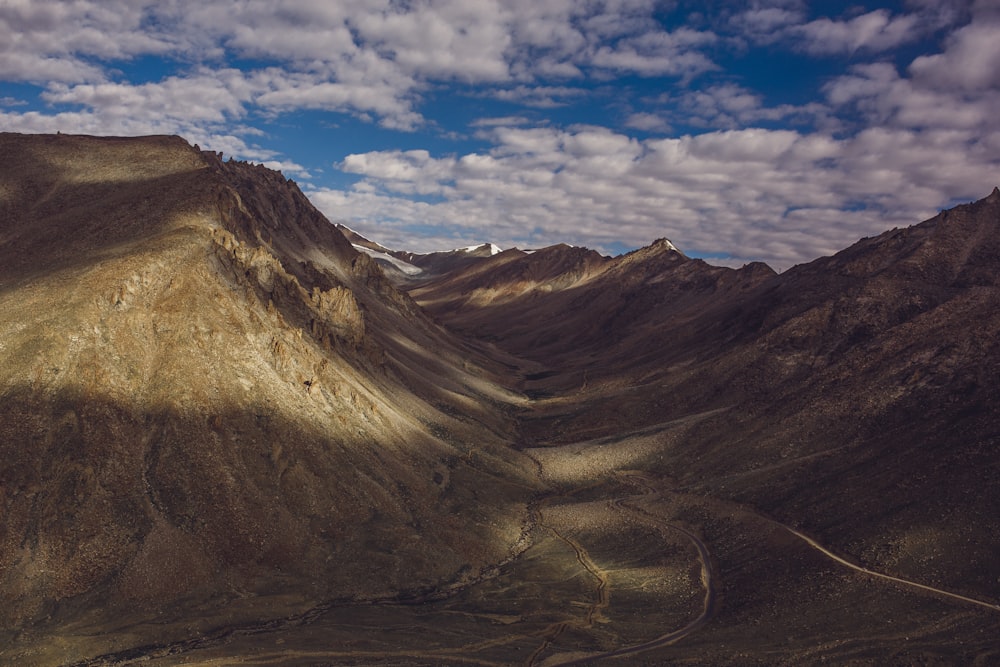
[{"xmin": 25, "ymin": 358, "xmax": 1000, "ymax": 667}]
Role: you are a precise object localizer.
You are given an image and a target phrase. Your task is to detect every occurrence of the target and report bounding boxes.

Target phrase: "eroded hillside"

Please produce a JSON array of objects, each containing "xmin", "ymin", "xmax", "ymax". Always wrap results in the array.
[
  {"xmin": 2, "ymin": 133, "xmax": 999, "ymax": 666},
  {"xmin": 0, "ymin": 133, "xmax": 538, "ymax": 665}
]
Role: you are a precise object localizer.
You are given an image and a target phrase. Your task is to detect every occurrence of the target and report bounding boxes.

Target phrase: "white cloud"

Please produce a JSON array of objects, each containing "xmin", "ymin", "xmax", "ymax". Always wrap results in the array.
[
  {"xmin": 824, "ymin": 9, "xmax": 1000, "ymax": 136},
  {"xmin": 909, "ymin": 21, "xmax": 1000, "ymax": 90},
  {"xmin": 0, "ymin": 0, "xmax": 727, "ymax": 132},
  {"xmin": 0, "ymin": 0, "xmax": 178, "ymax": 83},
  {"xmin": 316, "ymin": 122, "xmax": 999, "ymax": 271},
  {"xmin": 672, "ymin": 84, "xmax": 833, "ymax": 131},
  {"xmin": 341, "ymin": 149, "xmax": 458, "ymax": 195},
  {"xmin": 791, "ymin": 9, "xmax": 920, "ymax": 55},
  {"xmin": 470, "ymin": 115, "xmax": 535, "ymax": 128},
  {"xmin": 1, "ymin": 0, "xmax": 734, "ymax": 137},
  {"xmin": 624, "ymin": 112, "xmax": 671, "ymax": 132},
  {"xmin": 41, "ymin": 69, "xmax": 253, "ymax": 124},
  {"xmin": 489, "ymin": 85, "xmax": 588, "ymax": 108},
  {"xmin": 354, "ymin": 0, "xmax": 512, "ymax": 82},
  {"xmin": 733, "ymin": 7, "xmax": 805, "ymax": 39},
  {"xmin": 730, "ymin": 3, "xmax": 963, "ymax": 55},
  {"xmin": 590, "ymin": 28, "xmax": 719, "ymax": 78},
  {"xmin": 0, "ymin": 52, "xmax": 104, "ymax": 84},
  {"xmin": 253, "ymin": 67, "xmax": 424, "ymax": 130}
]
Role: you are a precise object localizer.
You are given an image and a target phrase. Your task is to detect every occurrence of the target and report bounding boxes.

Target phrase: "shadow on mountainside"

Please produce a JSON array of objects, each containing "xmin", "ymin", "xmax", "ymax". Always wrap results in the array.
[{"xmin": 0, "ymin": 383, "xmax": 537, "ymax": 665}]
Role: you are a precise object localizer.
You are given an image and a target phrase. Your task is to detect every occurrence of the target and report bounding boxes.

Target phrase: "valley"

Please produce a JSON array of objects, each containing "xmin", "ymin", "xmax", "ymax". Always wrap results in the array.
[
  {"xmin": 47, "ymin": 394, "xmax": 1000, "ymax": 666},
  {"xmin": 2, "ymin": 133, "xmax": 999, "ymax": 666}
]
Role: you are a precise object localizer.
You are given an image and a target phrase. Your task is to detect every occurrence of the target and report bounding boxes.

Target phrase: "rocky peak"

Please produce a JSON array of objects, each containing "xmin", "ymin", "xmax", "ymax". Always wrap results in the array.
[{"xmin": 650, "ymin": 237, "xmax": 683, "ymax": 254}]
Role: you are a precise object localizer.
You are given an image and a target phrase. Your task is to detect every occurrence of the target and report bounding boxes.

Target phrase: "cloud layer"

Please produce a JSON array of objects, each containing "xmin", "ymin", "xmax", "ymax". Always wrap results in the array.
[{"xmin": 1, "ymin": 0, "xmax": 998, "ymax": 269}]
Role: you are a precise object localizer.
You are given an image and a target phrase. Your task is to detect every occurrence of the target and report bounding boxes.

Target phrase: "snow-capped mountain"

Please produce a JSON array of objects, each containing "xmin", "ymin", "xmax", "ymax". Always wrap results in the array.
[{"xmin": 335, "ymin": 223, "xmax": 505, "ymax": 280}]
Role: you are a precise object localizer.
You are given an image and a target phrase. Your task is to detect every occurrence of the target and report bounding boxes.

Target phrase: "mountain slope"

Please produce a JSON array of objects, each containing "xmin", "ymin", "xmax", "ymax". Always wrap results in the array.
[
  {"xmin": 410, "ymin": 189, "xmax": 1000, "ymax": 619},
  {"xmin": 411, "ymin": 237, "xmax": 776, "ymax": 396},
  {"xmin": 3, "ymin": 133, "xmax": 999, "ymax": 666},
  {"xmin": 0, "ymin": 133, "xmax": 537, "ymax": 662}
]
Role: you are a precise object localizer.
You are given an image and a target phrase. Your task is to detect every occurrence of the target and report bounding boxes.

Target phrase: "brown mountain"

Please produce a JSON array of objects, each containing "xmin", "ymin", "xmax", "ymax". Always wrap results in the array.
[
  {"xmin": 405, "ymin": 190, "xmax": 1000, "ymax": 663},
  {"xmin": 411, "ymin": 238, "xmax": 777, "ymax": 400},
  {"xmin": 2, "ymin": 133, "xmax": 999, "ymax": 666},
  {"xmin": 0, "ymin": 133, "xmax": 537, "ymax": 664}
]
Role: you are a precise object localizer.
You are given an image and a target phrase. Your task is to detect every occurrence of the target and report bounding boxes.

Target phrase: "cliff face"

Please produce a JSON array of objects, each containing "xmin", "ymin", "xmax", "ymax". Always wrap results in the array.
[{"xmin": 0, "ymin": 133, "xmax": 536, "ymax": 645}]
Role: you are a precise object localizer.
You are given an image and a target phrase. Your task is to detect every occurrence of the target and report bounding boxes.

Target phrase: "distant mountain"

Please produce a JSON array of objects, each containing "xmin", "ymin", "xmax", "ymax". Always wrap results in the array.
[
  {"xmin": 3, "ymin": 133, "xmax": 999, "ymax": 666},
  {"xmin": 405, "ymin": 188, "xmax": 1000, "ymax": 631},
  {"xmin": 395, "ymin": 241, "xmax": 503, "ymax": 275},
  {"xmin": 336, "ymin": 223, "xmax": 504, "ymax": 282},
  {"xmin": 335, "ymin": 224, "xmax": 425, "ymax": 280},
  {"xmin": 410, "ymin": 237, "xmax": 775, "ymax": 380}
]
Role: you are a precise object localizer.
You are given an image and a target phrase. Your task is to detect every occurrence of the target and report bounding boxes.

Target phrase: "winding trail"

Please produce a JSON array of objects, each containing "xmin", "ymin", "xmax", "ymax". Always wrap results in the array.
[
  {"xmin": 546, "ymin": 516, "xmax": 717, "ymax": 666},
  {"xmin": 767, "ymin": 519, "xmax": 1000, "ymax": 614},
  {"xmin": 538, "ymin": 472, "xmax": 718, "ymax": 666},
  {"xmin": 71, "ymin": 456, "xmax": 1000, "ymax": 667},
  {"xmin": 523, "ymin": 494, "xmax": 613, "ymax": 667},
  {"xmin": 543, "ymin": 467, "xmax": 1000, "ymax": 665},
  {"xmin": 631, "ymin": 471, "xmax": 1000, "ymax": 615},
  {"xmin": 544, "ymin": 525, "xmax": 610, "ymax": 627}
]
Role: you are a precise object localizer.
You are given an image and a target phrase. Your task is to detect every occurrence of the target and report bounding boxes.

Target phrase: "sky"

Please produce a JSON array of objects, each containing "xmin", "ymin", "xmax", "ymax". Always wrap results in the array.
[{"xmin": 2, "ymin": 0, "xmax": 999, "ymax": 270}]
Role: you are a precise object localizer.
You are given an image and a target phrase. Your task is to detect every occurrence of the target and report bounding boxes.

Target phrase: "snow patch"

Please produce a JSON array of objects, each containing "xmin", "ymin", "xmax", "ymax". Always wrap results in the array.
[
  {"xmin": 352, "ymin": 244, "xmax": 423, "ymax": 276},
  {"xmin": 340, "ymin": 224, "xmax": 394, "ymax": 254},
  {"xmin": 456, "ymin": 243, "xmax": 502, "ymax": 255}
]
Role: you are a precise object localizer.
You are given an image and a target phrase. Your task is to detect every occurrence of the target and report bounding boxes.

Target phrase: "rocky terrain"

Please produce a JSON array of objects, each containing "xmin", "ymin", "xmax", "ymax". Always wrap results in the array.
[
  {"xmin": 0, "ymin": 133, "xmax": 537, "ymax": 664},
  {"xmin": 1, "ymin": 133, "xmax": 998, "ymax": 666}
]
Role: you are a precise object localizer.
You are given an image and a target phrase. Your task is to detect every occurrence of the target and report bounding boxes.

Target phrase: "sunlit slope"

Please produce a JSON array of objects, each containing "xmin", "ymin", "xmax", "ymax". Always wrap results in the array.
[{"xmin": 0, "ymin": 133, "xmax": 537, "ymax": 642}]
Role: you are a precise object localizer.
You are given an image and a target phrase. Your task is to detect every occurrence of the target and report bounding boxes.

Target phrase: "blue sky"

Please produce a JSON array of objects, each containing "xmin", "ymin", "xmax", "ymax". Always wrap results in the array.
[{"xmin": 2, "ymin": 0, "xmax": 999, "ymax": 270}]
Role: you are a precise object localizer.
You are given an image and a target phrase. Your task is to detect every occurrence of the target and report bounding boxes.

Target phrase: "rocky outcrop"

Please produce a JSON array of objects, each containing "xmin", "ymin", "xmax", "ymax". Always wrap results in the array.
[{"xmin": 0, "ymin": 133, "xmax": 537, "ymax": 658}]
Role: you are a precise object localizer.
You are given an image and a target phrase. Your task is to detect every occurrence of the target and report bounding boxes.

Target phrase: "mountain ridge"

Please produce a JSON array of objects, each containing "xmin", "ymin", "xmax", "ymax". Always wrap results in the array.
[
  {"xmin": 2, "ymin": 132, "xmax": 999, "ymax": 666},
  {"xmin": 0, "ymin": 133, "xmax": 538, "ymax": 661}
]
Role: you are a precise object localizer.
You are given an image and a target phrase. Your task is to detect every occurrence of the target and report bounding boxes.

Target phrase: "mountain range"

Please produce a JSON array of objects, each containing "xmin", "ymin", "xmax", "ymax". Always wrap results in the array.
[{"xmin": 1, "ymin": 132, "xmax": 998, "ymax": 666}]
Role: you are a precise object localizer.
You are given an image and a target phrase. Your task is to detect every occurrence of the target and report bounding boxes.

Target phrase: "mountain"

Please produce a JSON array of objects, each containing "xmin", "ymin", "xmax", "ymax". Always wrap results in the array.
[
  {"xmin": 336, "ymin": 223, "xmax": 503, "ymax": 282},
  {"xmin": 0, "ymin": 133, "xmax": 537, "ymax": 664},
  {"xmin": 411, "ymin": 238, "xmax": 776, "ymax": 393},
  {"xmin": 335, "ymin": 224, "xmax": 426, "ymax": 282},
  {"xmin": 2, "ymin": 133, "xmax": 999, "ymax": 666},
  {"xmin": 402, "ymin": 192, "xmax": 1000, "ymax": 662}
]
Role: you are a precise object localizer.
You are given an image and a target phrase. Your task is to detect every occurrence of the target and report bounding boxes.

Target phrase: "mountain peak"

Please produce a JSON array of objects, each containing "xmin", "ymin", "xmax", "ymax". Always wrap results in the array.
[
  {"xmin": 456, "ymin": 242, "xmax": 502, "ymax": 256},
  {"xmin": 650, "ymin": 237, "xmax": 682, "ymax": 253}
]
